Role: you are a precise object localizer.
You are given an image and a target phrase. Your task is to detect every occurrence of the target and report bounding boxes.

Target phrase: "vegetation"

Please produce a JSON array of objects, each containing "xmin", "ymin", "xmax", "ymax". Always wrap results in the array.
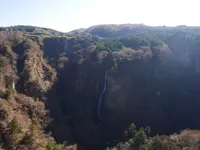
[
  {"xmin": 96, "ymin": 39, "xmax": 123, "ymax": 52},
  {"xmin": 0, "ymin": 55, "xmax": 10, "ymax": 71},
  {"xmin": 110, "ymin": 123, "xmax": 200, "ymax": 150},
  {"xmin": 7, "ymin": 118, "xmax": 21, "ymax": 135},
  {"xmin": 46, "ymin": 141, "xmax": 63, "ymax": 150},
  {"xmin": 119, "ymin": 35, "xmax": 151, "ymax": 49}
]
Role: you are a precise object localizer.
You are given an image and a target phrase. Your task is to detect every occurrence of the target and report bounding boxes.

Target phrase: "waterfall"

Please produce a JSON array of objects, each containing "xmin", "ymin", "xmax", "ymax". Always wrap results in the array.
[{"xmin": 98, "ymin": 70, "xmax": 110, "ymax": 119}]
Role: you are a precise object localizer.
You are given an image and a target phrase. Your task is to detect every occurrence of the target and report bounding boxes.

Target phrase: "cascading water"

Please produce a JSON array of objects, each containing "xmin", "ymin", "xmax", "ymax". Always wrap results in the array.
[{"xmin": 97, "ymin": 70, "xmax": 110, "ymax": 119}]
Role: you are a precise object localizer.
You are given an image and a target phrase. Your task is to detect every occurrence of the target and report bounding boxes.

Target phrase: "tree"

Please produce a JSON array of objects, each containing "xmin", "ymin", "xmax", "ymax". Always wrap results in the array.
[
  {"xmin": 127, "ymin": 123, "xmax": 136, "ymax": 139},
  {"xmin": 134, "ymin": 128, "xmax": 147, "ymax": 147},
  {"xmin": 96, "ymin": 39, "xmax": 122, "ymax": 52},
  {"xmin": 122, "ymin": 123, "xmax": 136, "ymax": 142},
  {"xmin": 0, "ymin": 56, "xmax": 9, "ymax": 72}
]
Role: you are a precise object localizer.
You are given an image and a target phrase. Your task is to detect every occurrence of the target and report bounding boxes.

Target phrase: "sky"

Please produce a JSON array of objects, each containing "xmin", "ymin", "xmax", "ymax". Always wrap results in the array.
[{"xmin": 0, "ymin": 0, "xmax": 200, "ymax": 32}]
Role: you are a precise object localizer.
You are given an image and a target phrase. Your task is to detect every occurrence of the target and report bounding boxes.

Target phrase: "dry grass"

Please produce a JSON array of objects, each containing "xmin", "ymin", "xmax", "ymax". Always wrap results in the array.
[{"xmin": 181, "ymin": 129, "xmax": 200, "ymax": 135}]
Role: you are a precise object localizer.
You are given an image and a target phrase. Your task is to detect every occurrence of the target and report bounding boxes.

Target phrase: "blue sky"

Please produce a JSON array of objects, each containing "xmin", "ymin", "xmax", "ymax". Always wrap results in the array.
[{"xmin": 0, "ymin": 0, "xmax": 199, "ymax": 32}]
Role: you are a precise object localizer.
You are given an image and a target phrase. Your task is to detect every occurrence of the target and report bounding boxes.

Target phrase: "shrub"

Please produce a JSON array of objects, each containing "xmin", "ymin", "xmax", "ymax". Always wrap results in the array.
[
  {"xmin": 23, "ymin": 39, "xmax": 40, "ymax": 50},
  {"xmin": 0, "ymin": 56, "xmax": 9, "ymax": 71},
  {"xmin": 7, "ymin": 118, "xmax": 21, "ymax": 135},
  {"xmin": 4, "ymin": 88, "xmax": 14, "ymax": 99},
  {"xmin": 140, "ymin": 144, "xmax": 148, "ymax": 150},
  {"xmin": 46, "ymin": 141, "xmax": 62, "ymax": 150},
  {"xmin": 149, "ymin": 136, "xmax": 181, "ymax": 150},
  {"xmin": 0, "ymin": 105, "xmax": 8, "ymax": 120},
  {"xmin": 25, "ymin": 101, "xmax": 47, "ymax": 125},
  {"xmin": 20, "ymin": 132, "xmax": 34, "ymax": 147}
]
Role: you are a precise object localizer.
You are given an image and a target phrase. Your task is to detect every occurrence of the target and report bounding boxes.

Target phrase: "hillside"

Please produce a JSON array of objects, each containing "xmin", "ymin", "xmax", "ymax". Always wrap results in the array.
[
  {"xmin": 69, "ymin": 24, "xmax": 200, "ymax": 38},
  {"xmin": 0, "ymin": 24, "xmax": 200, "ymax": 150}
]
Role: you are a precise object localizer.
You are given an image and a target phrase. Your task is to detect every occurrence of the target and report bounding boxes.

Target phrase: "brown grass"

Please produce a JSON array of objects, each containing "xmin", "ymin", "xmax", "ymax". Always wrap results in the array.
[{"xmin": 181, "ymin": 129, "xmax": 200, "ymax": 135}]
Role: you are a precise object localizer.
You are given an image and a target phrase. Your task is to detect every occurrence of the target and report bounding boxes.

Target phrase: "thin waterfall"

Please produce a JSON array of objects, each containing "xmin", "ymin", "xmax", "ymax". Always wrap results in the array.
[{"xmin": 98, "ymin": 70, "xmax": 110, "ymax": 119}]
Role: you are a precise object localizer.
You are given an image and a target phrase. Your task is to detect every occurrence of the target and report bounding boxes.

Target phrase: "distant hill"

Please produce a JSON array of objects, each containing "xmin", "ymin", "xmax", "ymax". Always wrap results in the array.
[
  {"xmin": 69, "ymin": 24, "xmax": 200, "ymax": 38},
  {"xmin": 0, "ymin": 25, "xmax": 67, "ymax": 37}
]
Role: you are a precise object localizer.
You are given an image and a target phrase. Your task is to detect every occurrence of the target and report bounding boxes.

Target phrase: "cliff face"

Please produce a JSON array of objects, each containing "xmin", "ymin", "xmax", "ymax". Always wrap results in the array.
[
  {"xmin": 47, "ymin": 37, "xmax": 200, "ymax": 150},
  {"xmin": 1, "ymin": 25, "xmax": 200, "ymax": 150}
]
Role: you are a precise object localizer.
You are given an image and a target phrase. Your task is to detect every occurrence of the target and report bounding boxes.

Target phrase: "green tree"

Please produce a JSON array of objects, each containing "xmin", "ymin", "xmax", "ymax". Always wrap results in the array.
[
  {"xmin": 127, "ymin": 123, "xmax": 136, "ymax": 138},
  {"xmin": 96, "ymin": 39, "xmax": 122, "ymax": 52},
  {"xmin": 134, "ymin": 128, "xmax": 147, "ymax": 147},
  {"xmin": 122, "ymin": 123, "xmax": 136, "ymax": 142}
]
